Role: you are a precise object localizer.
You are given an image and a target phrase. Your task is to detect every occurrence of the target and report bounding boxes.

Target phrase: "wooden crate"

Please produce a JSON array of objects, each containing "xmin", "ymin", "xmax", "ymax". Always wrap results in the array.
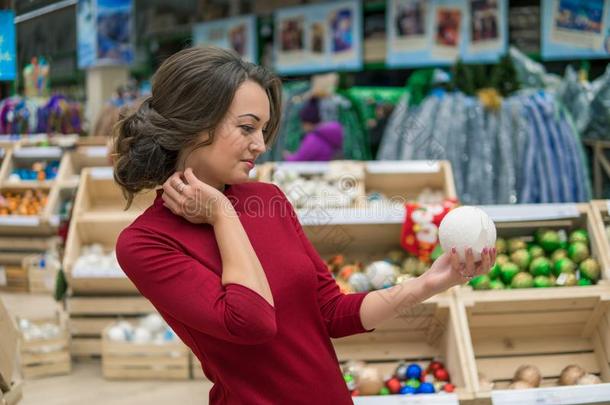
[
  {"xmin": 23, "ymin": 254, "xmax": 59, "ymax": 294},
  {"xmin": 18, "ymin": 315, "xmax": 71, "ymax": 379},
  {"xmin": 66, "ymin": 296, "xmax": 155, "ymax": 357},
  {"xmin": 333, "ymin": 294, "xmax": 471, "ymax": 402},
  {"xmin": 364, "ymin": 160, "xmax": 456, "ymax": 201},
  {"xmin": 589, "ymin": 200, "xmax": 610, "ymax": 281},
  {"xmin": 0, "ymin": 381, "xmax": 23, "ymax": 405},
  {"xmin": 457, "ymin": 284, "xmax": 610, "ymax": 404},
  {"xmin": 0, "ymin": 265, "xmax": 27, "ymax": 293},
  {"xmin": 63, "ymin": 167, "xmax": 155, "ymax": 294},
  {"xmin": 0, "ymin": 237, "xmax": 57, "ymax": 294},
  {"xmin": 190, "ymin": 351, "xmax": 207, "ymax": 381},
  {"xmin": 58, "ymin": 148, "xmax": 110, "ymax": 189},
  {"xmin": 0, "ymin": 147, "xmax": 67, "ymax": 188},
  {"xmin": 478, "ymin": 203, "xmax": 610, "ymax": 286},
  {"xmin": 101, "ymin": 323, "xmax": 189, "ymax": 380}
]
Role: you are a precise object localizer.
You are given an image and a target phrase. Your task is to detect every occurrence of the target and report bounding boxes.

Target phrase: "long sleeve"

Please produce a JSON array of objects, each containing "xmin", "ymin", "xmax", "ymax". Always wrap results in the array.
[
  {"xmin": 272, "ymin": 185, "xmax": 372, "ymax": 338},
  {"xmin": 116, "ymin": 227, "xmax": 277, "ymax": 345}
]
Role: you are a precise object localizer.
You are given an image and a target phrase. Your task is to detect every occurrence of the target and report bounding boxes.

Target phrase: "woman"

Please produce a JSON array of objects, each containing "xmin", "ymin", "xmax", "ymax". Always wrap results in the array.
[{"xmin": 113, "ymin": 46, "xmax": 494, "ymax": 404}]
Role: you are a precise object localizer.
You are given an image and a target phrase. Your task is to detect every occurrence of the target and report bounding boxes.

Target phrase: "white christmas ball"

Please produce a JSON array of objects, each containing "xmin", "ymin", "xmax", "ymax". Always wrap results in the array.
[
  {"xmin": 107, "ymin": 325, "xmax": 127, "ymax": 341},
  {"xmin": 139, "ymin": 313, "xmax": 165, "ymax": 333},
  {"xmin": 365, "ymin": 261, "xmax": 398, "ymax": 290},
  {"xmin": 348, "ymin": 272, "xmax": 371, "ymax": 292},
  {"xmin": 439, "ymin": 206, "xmax": 496, "ymax": 262},
  {"xmin": 132, "ymin": 327, "xmax": 152, "ymax": 343}
]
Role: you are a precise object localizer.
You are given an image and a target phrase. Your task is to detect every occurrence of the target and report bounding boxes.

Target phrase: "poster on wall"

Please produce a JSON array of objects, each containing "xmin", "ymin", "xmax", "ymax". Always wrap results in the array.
[
  {"xmin": 542, "ymin": 0, "xmax": 610, "ymax": 60},
  {"xmin": 77, "ymin": 0, "xmax": 133, "ymax": 68},
  {"xmin": 387, "ymin": 0, "xmax": 507, "ymax": 67},
  {"xmin": 193, "ymin": 15, "xmax": 257, "ymax": 63},
  {"xmin": 274, "ymin": 0, "xmax": 362, "ymax": 75},
  {"xmin": 0, "ymin": 11, "xmax": 17, "ymax": 81}
]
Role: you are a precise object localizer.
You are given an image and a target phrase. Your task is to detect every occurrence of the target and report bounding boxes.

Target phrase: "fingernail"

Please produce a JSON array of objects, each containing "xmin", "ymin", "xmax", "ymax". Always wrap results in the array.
[
  {"xmin": 482, "ymin": 248, "xmax": 488, "ymax": 254},
  {"xmin": 451, "ymin": 247, "xmax": 457, "ymax": 254},
  {"xmin": 493, "ymin": 248, "xmax": 497, "ymax": 254},
  {"xmin": 467, "ymin": 248, "xmax": 473, "ymax": 254}
]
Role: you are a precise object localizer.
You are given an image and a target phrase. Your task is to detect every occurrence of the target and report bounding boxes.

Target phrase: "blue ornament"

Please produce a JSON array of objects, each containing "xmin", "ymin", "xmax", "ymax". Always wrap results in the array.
[
  {"xmin": 417, "ymin": 382, "xmax": 435, "ymax": 394},
  {"xmin": 400, "ymin": 386, "xmax": 417, "ymax": 395},
  {"xmin": 406, "ymin": 364, "xmax": 422, "ymax": 380}
]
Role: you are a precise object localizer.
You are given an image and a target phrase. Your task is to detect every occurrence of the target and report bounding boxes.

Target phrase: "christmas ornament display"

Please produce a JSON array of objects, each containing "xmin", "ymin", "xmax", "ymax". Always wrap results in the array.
[
  {"xmin": 470, "ymin": 228, "xmax": 601, "ymax": 290},
  {"xmin": 106, "ymin": 314, "xmax": 177, "ymax": 344},
  {"xmin": 10, "ymin": 160, "xmax": 60, "ymax": 181},
  {"xmin": 343, "ymin": 360, "xmax": 455, "ymax": 396},
  {"xmin": 73, "ymin": 244, "xmax": 125, "ymax": 278},
  {"xmin": 0, "ymin": 189, "xmax": 48, "ymax": 216},
  {"xmin": 506, "ymin": 364, "xmax": 603, "ymax": 389},
  {"xmin": 18, "ymin": 318, "xmax": 61, "ymax": 341},
  {"xmin": 439, "ymin": 206, "xmax": 497, "ymax": 262}
]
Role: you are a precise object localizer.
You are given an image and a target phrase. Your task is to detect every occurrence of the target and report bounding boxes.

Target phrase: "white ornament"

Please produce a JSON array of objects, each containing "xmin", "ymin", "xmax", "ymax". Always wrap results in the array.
[
  {"xmin": 107, "ymin": 325, "xmax": 127, "ymax": 341},
  {"xmin": 348, "ymin": 272, "xmax": 371, "ymax": 292},
  {"xmin": 365, "ymin": 261, "xmax": 398, "ymax": 290},
  {"xmin": 439, "ymin": 206, "xmax": 497, "ymax": 262},
  {"xmin": 132, "ymin": 327, "xmax": 152, "ymax": 343},
  {"xmin": 139, "ymin": 313, "xmax": 165, "ymax": 333}
]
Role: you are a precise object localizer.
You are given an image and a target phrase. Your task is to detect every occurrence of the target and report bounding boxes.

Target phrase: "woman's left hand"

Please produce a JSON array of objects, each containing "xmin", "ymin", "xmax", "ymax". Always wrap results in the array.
[{"xmin": 423, "ymin": 247, "xmax": 496, "ymax": 294}]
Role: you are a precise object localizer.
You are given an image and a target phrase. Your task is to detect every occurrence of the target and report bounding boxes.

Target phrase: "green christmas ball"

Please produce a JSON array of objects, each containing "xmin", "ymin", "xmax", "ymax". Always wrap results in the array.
[
  {"xmin": 579, "ymin": 258, "xmax": 600, "ymax": 283},
  {"xmin": 538, "ymin": 230, "xmax": 561, "ymax": 253},
  {"xmin": 569, "ymin": 229, "xmax": 589, "ymax": 245},
  {"xmin": 529, "ymin": 257, "xmax": 552, "ymax": 277},
  {"xmin": 578, "ymin": 278, "xmax": 593, "ymax": 286},
  {"xmin": 489, "ymin": 279, "xmax": 505, "ymax": 290},
  {"xmin": 556, "ymin": 272, "xmax": 577, "ymax": 287},
  {"xmin": 489, "ymin": 263, "xmax": 501, "ymax": 280},
  {"xmin": 406, "ymin": 378, "xmax": 421, "ymax": 389},
  {"xmin": 533, "ymin": 275, "xmax": 553, "ymax": 288},
  {"xmin": 379, "ymin": 387, "xmax": 390, "ymax": 395},
  {"xmin": 470, "ymin": 274, "xmax": 491, "ymax": 290},
  {"xmin": 551, "ymin": 249, "xmax": 568, "ymax": 265},
  {"xmin": 511, "ymin": 272, "xmax": 534, "ymax": 288},
  {"xmin": 553, "ymin": 258, "xmax": 576, "ymax": 277},
  {"xmin": 568, "ymin": 242, "xmax": 590, "ymax": 264},
  {"xmin": 528, "ymin": 245, "xmax": 545, "ymax": 259},
  {"xmin": 511, "ymin": 249, "xmax": 532, "ymax": 271},
  {"xmin": 495, "ymin": 254, "xmax": 510, "ymax": 266},
  {"xmin": 496, "ymin": 238, "xmax": 507, "ymax": 254},
  {"xmin": 508, "ymin": 238, "xmax": 527, "ymax": 254},
  {"xmin": 500, "ymin": 262, "xmax": 520, "ymax": 284}
]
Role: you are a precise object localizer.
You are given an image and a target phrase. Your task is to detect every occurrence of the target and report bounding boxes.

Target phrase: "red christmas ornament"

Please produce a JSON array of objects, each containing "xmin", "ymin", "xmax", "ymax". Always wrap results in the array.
[
  {"xmin": 427, "ymin": 361, "xmax": 444, "ymax": 373},
  {"xmin": 434, "ymin": 368, "xmax": 450, "ymax": 382},
  {"xmin": 443, "ymin": 383, "xmax": 455, "ymax": 393},
  {"xmin": 386, "ymin": 378, "xmax": 401, "ymax": 394},
  {"xmin": 351, "ymin": 390, "xmax": 360, "ymax": 397},
  {"xmin": 400, "ymin": 200, "xmax": 458, "ymax": 264}
]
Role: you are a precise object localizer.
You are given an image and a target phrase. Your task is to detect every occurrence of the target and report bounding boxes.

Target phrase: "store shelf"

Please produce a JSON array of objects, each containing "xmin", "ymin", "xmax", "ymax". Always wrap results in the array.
[{"xmin": 490, "ymin": 383, "xmax": 610, "ymax": 405}]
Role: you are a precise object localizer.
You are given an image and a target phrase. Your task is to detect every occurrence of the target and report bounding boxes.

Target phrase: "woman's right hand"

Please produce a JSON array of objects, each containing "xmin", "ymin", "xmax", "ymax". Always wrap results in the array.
[{"xmin": 161, "ymin": 168, "xmax": 232, "ymax": 225}]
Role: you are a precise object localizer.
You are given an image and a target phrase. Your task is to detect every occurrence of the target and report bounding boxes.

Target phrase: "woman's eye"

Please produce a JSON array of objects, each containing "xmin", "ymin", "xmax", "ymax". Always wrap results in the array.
[{"xmin": 240, "ymin": 125, "xmax": 255, "ymax": 134}]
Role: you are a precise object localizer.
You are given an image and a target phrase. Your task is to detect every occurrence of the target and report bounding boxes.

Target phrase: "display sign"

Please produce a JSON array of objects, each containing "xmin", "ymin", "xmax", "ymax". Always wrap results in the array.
[
  {"xmin": 542, "ymin": 0, "xmax": 610, "ymax": 60},
  {"xmin": 274, "ymin": 0, "xmax": 362, "ymax": 74},
  {"xmin": 77, "ymin": 0, "xmax": 134, "ymax": 68},
  {"xmin": 0, "ymin": 11, "xmax": 16, "ymax": 80},
  {"xmin": 386, "ymin": 0, "xmax": 508, "ymax": 67},
  {"xmin": 193, "ymin": 15, "xmax": 257, "ymax": 63}
]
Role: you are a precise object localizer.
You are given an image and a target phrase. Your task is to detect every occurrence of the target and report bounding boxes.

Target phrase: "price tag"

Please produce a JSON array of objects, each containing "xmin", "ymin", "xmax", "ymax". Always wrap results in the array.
[
  {"xmin": 89, "ymin": 167, "xmax": 114, "ymax": 179},
  {"xmin": 353, "ymin": 393, "xmax": 458, "ymax": 405},
  {"xmin": 275, "ymin": 161, "xmax": 330, "ymax": 174},
  {"xmin": 366, "ymin": 160, "xmax": 441, "ymax": 174},
  {"xmin": 478, "ymin": 204, "xmax": 580, "ymax": 222},
  {"xmin": 491, "ymin": 384, "xmax": 610, "ymax": 405},
  {"xmin": 13, "ymin": 146, "xmax": 62, "ymax": 159},
  {"xmin": 84, "ymin": 146, "xmax": 109, "ymax": 158},
  {"xmin": 0, "ymin": 266, "xmax": 6, "ymax": 286}
]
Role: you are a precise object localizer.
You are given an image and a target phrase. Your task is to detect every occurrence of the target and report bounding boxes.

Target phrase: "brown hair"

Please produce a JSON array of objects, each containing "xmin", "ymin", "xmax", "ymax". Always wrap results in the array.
[{"xmin": 112, "ymin": 46, "xmax": 282, "ymax": 207}]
